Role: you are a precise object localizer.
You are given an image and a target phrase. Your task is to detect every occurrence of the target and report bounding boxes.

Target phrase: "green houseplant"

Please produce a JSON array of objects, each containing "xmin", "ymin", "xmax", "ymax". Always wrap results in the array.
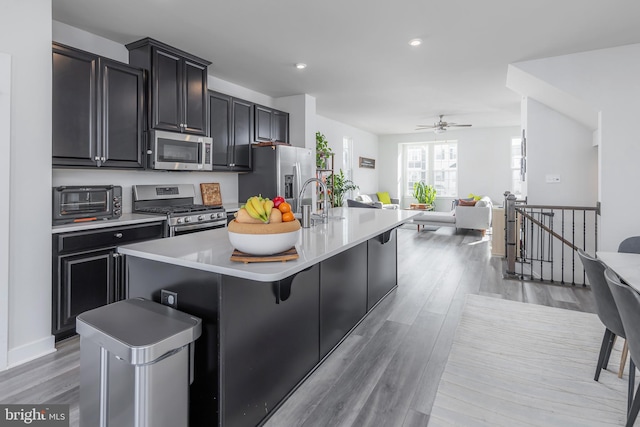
[
  {"xmin": 331, "ymin": 169, "xmax": 359, "ymax": 207},
  {"xmin": 316, "ymin": 132, "xmax": 334, "ymax": 168},
  {"xmin": 412, "ymin": 181, "xmax": 436, "ymax": 206}
]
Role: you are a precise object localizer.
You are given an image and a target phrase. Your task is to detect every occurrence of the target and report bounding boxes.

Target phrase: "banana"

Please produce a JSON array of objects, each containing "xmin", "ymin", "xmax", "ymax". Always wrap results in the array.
[
  {"xmin": 249, "ymin": 196, "xmax": 268, "ymax": 222},
  {"xmin": 263, "ymin": 199, "xmax": 274, "ymax": 221},
  {"xmin": 244, "ymin": 198, "xmax": 262, "ymax": 221}
]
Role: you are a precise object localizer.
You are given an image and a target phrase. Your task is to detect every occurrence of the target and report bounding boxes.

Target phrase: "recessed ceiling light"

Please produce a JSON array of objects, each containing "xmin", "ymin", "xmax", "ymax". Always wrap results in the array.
[
  {"xmin": 295, "ymin": 63, "xmax": 307, "ymax": 70},
  {"xmin": 408, "ymin": 38, "xmax": 422, "ymax": 47}
]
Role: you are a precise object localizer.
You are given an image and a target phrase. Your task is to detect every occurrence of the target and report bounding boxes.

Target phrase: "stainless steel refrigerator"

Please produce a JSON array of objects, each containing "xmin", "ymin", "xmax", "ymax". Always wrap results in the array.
[{"xmin": 238, "ymin": 145, "xmax": 314, "ymax": 213}]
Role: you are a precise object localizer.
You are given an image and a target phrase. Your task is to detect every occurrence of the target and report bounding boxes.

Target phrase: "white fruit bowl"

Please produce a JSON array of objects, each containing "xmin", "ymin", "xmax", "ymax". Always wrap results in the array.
[{"xmin": 228, "ymin": 229, "xmax": 300, "ymax": 255}]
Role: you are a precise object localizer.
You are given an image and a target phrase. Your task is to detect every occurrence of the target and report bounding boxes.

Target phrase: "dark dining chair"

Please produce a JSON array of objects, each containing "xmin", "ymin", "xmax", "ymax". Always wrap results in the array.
[
  {"xmin": 577, "ymin": 249, "xmax": 626, "ymax": 381},
  {"xmin": 618, "ymin": 236, "xmax": 640, "ymax": 254},
  {"xmin": 605, "ymin": 268, "xmax": 640, "ymax": 426}
]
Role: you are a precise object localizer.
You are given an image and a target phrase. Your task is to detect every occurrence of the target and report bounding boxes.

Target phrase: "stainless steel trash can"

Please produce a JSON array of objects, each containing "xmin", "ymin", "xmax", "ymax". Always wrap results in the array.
[{"xmin": 77, "ymin": 297, "xmax": 202, "ymax": 427}]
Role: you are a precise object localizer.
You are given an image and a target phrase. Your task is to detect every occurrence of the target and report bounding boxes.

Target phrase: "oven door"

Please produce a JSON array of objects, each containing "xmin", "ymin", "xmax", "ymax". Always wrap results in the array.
[{"xmin": 171, "ymin": 220, "xmax": 227, "ymax": 237}]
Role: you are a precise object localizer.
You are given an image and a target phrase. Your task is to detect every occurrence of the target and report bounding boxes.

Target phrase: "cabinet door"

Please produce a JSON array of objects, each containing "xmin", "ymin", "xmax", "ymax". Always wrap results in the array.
[
  {"xmin": 99, "ymin": 58, "xmax": 145, "ymax": 169},
  {"xmin": 320, "ymin": 243, "xmax": 368, "ymax": 357},
  {"xmin": 152, "ymin": 48, "xmax": 182, "ymax": 132},
  {"xmin": 52, "ymin": 44, "xmax": 98, "ymax": 167},
  {"xmin": 254, "ymin": 105, "xmax": 273, "ymax": 142},
  {"xmin": 182, "ymin": 60, "xmax": 208, "ymax": 135},
  {"xmin": 55, "ymin": 249, "xmax": 115, "ymax": 337},
  {"xmin": 230, "ymin": 98, "xmax": 252, "ymax": 169},
  {"xmin": 220, "ymin": 266, "xmax": 320, "ymax": 427},
  {"xmin": 209, "ymin": 91, "xmax": 231, "ymax": 167},
  {"xmin": 272, "ymin": 110, "xmax": 289, "ymax": 144},
  {"xmin": 367, "ymin": 229, "xmax": 398, "ymax": 310}
]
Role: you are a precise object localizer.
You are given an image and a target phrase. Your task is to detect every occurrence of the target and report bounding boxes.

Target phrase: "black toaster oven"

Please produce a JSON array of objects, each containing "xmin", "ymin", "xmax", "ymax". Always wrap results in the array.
[{"xmin": 53, "ymin": 185, "xmax": 122, "ymax": 225}]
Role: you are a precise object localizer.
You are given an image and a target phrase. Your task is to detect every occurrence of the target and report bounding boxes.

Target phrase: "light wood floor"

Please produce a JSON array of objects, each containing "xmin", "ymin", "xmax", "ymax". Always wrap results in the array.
[{"xmin": 0, "ymin": 226, "xmax": 597, "ymax": 427}]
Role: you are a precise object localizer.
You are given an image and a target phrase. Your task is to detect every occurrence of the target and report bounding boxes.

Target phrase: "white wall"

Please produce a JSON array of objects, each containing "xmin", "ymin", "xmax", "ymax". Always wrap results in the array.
[
  {"xmin": 0, "ymin": 0, "xmax": 54, "ymax": 368},
  {"xmin": 525, "ymin": 98, "xmax": 597, "ymax": 206},
  {"xmin": 379, "ymin": 127, "xmax": 518, "ymax": 210},
  {"xmin": 0, "ymin": 53, "xmax": 11, "ymax": 370},
  {"xmin": 513, "ymin": 43, "xmax": 640, "ymax": 250},
  {"xmin": 315, "ymin": 115, "xmax": 379, "ymax": 196}
]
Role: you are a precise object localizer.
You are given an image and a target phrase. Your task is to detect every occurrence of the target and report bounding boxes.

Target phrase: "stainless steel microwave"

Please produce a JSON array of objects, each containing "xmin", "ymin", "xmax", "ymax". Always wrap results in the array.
[
  {"xmin": 149, "ymin": 130, "xmax": 213, "ymax": 171},
  {"xmin": 52, "ymin": 185, "xmax": 122, "ymax": 225}
]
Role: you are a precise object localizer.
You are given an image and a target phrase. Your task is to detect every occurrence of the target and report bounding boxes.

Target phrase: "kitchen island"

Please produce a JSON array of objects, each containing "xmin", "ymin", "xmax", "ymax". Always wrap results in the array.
[{"xmin": 118, "ymin": 207, "xmax": 419, "ymax": 427}]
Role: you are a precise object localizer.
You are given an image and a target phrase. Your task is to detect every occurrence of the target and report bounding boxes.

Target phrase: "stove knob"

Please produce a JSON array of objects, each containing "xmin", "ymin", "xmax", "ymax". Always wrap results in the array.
[
  {"xmin": 198, "ymin": 215, "xmax": 204, "ymax": 221},
  {"xmin": 210, "ymin": 213, "xmax": 216, "ymax": 220},
  {"xmin": 184, "ymin": 217, "xmax": 191, "ymax": 223},
  {"xmin": 176, "ymin": 218, "xmax": 183, "ymax": 224}
]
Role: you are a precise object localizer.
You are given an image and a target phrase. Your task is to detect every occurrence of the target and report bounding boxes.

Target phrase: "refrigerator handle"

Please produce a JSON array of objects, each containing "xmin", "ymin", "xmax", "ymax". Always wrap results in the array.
[{"xmin": 293, "ymin": 162, "xmax": 301, "ymax": 212}]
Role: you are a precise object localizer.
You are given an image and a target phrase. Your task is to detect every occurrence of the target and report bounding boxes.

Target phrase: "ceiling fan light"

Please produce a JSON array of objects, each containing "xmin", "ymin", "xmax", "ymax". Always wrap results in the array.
[
  {"xmin": 434, "ymin": 128, "xmax": 446, "ymax": 134},
  {"xmin": 295, "ymin": 63, "xmax": 307, "ymax": 70},
  {"xmin": 408, "ymin": 38, "xmax": 422, "ymax": 47}
]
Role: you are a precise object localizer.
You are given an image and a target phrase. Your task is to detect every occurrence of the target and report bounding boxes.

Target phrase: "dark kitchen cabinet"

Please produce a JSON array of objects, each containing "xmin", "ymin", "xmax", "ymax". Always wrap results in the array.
[
  {"xmin": 320, "ymin": 243, "xmax": 368, "ymax": 357},
  {"xmin": 52, "ymin": 221, "xmax": 164, "ymax": 341},
  {"xmin": 52, "ymin": 43, "xmax": 145, "ymax": 169},
  {"xmin": 209, "ymin": 91, "xmax": 252, "ymax": 171},
  {"xmin": 254, "ymin": 104, "xmax": 289, "ymax": 144},
  {"xmin": 220, "ymin": 266, "xmax": 320, "ymax": 427},
  {"xmin": 127, "ymin": 38, "xmax": 210, "ymax": 135},
  {"xmin": 367, "ymin": 229, "xmax": 398, "ymax": 310}
]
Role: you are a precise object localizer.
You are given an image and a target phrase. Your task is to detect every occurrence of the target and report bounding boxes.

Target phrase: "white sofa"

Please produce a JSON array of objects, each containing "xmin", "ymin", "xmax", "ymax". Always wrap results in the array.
[
  {"xmin": 347, "ymin": 193, "xmax": 400, "ymax": 209},
  {"xmin": 413, "ymin": 196, "xmax": 493, "ymax": 235}
]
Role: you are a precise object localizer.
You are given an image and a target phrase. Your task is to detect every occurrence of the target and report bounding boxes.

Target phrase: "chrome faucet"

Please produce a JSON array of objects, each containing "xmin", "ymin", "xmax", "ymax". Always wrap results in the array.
[{"xmin": 297, "ymin": 178, "xmax": 329, "ymax": 221}]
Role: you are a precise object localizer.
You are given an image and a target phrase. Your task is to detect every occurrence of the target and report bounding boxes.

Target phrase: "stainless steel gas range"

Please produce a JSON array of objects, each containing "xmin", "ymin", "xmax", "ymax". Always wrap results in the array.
[{"xmin": 132, "ymin": 184, "xmax": 226, "ymax": 237}]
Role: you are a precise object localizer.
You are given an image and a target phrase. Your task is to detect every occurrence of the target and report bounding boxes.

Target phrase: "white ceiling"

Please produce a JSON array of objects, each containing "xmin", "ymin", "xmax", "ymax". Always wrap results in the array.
[{"xmin": 52, "ymin": 0, "xmax": 640, "ymax": 135}]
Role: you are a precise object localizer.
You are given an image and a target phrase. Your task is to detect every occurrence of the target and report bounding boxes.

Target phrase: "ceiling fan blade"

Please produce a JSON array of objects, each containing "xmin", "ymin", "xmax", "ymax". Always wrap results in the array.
[
  {"xmin": 416, "ymin": 125, "xmax": 436, "ymax": 128},
  {"xmin": 447, "ymin": 124, "xmax": 472, "ymax": 127}
]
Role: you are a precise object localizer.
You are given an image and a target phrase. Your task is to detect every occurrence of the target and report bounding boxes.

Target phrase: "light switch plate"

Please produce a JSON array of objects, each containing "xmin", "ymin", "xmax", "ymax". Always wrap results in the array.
[{"xmin": 546, "ymin": 174, "xmax": 561, "ymax": 183}]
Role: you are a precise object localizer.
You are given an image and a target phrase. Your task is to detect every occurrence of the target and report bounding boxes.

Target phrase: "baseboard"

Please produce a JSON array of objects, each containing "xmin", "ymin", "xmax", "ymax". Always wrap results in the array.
[{"xmin": 6, "ymin": 335, "xmax": 56, "ymax": 370}]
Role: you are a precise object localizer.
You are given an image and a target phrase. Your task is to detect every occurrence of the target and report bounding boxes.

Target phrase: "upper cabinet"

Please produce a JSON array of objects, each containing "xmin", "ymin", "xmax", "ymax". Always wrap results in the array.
[
  {"xmin": 127, "ymin": 38, "xmax": 210, "ymax": 136},
  {"xmin": 209, "ymin": 91, "xmax": 253, "ymax": 171},
  {"xmin": 254, "ymin": 104, "xmax": 289, "ymax": 144},
  {"xmin": 52, "ymin": 43, "xmax": 145, "ymax": 169}
]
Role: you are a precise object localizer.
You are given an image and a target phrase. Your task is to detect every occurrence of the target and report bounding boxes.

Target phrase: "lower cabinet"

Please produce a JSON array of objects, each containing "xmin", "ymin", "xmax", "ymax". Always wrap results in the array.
[
  {"xmin": 320, "ymin": 243, "xmax": 368, "ymax": 357},
  {"xmin": 367, "ymin": 228, "xmax": 398, "ymax": 310},
  {"xmin": 52, "ymin": 221, "xmax": 164, "ymax": 340},
  {"xmin": 220, "ymin": 265, "xmax": 320, "ymax": 427}
]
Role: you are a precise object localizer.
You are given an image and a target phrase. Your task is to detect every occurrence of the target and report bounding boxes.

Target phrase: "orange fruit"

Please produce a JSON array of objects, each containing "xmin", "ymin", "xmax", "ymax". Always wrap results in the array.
[
  {"xmin": 278, "ymin": 202, "xmax": 291, "ymax": 213},
  {"xmin": 282, "ymin": 212, "xmax": 295, "ymax": 222}
]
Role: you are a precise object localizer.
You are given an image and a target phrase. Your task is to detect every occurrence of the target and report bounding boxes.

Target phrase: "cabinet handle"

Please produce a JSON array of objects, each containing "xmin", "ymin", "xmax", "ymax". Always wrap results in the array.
[
  {"xmin": 100, "ymin": 156, "xmax": 106, "ymax": 162},
  {"xmin": 94, "ymin": 156, "xmax": 100, "ymax": 161},
  {"xmin": 113, "ymin": 253, "xmax": 119, "ymax": 258},
  {"xmin": 229, "ymin": 163, "xmax": 235, "ymax": 167},
  {"xmin": 114, "ymin": 233, "xmax": 123, "ymax": 238}
]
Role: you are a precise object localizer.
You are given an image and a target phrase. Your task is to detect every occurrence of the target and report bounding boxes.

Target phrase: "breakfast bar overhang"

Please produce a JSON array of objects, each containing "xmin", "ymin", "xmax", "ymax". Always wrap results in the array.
[{"xmin": 118, "ymin": 207, "xmax": 420, "ymax": 427}]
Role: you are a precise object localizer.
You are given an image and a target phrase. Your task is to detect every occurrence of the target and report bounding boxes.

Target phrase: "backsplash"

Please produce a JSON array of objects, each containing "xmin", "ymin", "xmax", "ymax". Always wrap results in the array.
[{"xmin": 52, "ymin": 169, "xmax": 240, "ymax": 213}]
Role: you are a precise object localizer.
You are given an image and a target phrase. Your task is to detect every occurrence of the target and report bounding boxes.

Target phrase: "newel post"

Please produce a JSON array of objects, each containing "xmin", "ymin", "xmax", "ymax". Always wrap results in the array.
[{"xmin": 505, "ymin": 192, "xmax": 517, "ymax": 276}]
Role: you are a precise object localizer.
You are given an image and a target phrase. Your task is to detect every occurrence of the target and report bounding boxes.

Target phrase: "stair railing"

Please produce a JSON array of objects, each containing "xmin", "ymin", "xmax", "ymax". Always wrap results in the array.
[{"xmin": 504, "ymin": 192, "xmax": 600, "ymax": 285}]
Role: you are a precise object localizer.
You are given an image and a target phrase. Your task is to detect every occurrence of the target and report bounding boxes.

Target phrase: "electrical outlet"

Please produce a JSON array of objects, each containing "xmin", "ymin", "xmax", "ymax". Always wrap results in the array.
[
  {"xmin": 545, "ymin": 174, "xmax": 561, "ymax": 183},
  {"xmin": 161, "ymin": 289, "xmax": 178, "ymax": 308}
]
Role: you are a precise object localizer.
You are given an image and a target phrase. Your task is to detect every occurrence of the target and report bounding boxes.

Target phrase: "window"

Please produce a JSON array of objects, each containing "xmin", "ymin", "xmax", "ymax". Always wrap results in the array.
[
  {"xmin": 511, "ymin": 137, "xmax": 523, "ymax": 196},
  {"xmin": 402, "ymin": 141, "xmax": 457, "ymax": 198},
  {"xmin": 342, "ymin": 137, "xmax": 355, "ymax": 199}
]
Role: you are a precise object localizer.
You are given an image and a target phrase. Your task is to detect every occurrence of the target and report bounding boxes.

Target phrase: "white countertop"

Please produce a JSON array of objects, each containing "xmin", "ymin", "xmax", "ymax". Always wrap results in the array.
[
  {"xmin": 52, "ymin": 213, "xmax": 166, "ymax": 234},
  {"xmin": 597, "ymin": 251, "xmax": 640, "ymax": 293},
  {"xmin": 118, "ymin": 207, "xmax": 421, "ymax": 282}
]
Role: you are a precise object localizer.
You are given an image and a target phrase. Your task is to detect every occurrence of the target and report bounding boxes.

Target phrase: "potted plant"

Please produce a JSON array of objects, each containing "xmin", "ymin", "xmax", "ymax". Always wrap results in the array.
[
  {"xmin": 412, "ymin": 181, "xmax": 436, "ymax": 208},
  {"xmin": 316, "ymin": 132, "xmax": 334, "ymax": 168},
  {"xmin": 331, "ymin": 169, "xmax": 359, "ymax": 207}
]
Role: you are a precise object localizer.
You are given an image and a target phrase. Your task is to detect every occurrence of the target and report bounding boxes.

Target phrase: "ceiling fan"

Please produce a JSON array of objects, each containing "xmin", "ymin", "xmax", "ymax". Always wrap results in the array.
[{"xmin": 416, "ymin": 115, "xmax": 472, "ymax": 133}]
